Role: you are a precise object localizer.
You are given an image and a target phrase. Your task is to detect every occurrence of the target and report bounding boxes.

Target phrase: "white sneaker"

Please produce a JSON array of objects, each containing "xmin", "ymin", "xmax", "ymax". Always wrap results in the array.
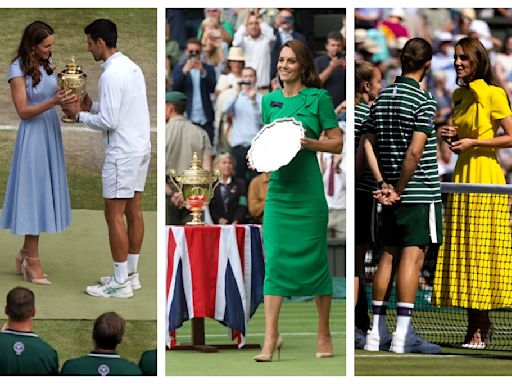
[
  {"xmin": 355, "ymin": 327, "xmax": 366, "ymax": 349},
  {"xmin": 364, "ymin": 328, "xmax": 392, "ymax": 351},
  {"xmin": 86, "ymin": 276, "xmax": 133, "ymax": 298},
  {"xmin": 390, "ymin": 331, "xmax": 441, "ymax": 354},
  {"xmin": 100, "ymin": 273, "xmax": 141, "ymax": 291}
]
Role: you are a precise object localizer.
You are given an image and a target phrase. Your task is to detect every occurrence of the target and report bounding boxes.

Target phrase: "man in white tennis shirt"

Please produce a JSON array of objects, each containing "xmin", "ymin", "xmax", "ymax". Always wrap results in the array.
[{"xmin": 63, "ymin": 19, "xmax": 151, "ymax": 298}]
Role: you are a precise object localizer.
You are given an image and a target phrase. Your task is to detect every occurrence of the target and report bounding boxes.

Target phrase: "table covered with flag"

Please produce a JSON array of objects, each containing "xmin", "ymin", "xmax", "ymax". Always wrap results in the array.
[{"xmin": 166, "ymin": 224, "xmax": 265, "ymax": 350}]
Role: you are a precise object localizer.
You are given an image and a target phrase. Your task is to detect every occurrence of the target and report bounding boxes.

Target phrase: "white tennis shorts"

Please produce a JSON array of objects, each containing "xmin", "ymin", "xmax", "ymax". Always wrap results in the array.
[{"xmin": 102, "ymin": 152, "xmax": 151, "ymax": 199}]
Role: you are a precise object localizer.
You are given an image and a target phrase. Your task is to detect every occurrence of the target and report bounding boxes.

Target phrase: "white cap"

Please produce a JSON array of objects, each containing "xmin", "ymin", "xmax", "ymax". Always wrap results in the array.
[
  {"xmin": 389, "ymin": 8, "xmax": 406, "ymax": 20},
  {"xmin": 436, "ymin": 31, "xmax": 453, "ymax": 43}
]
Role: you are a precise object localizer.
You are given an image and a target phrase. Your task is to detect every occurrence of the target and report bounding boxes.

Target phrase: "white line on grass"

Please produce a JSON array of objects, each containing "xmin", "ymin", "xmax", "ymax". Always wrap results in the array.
[
  {"xmin": 177, "ymin": 331, "xmax": 345, "ymax": 338},
  {"xmin": 356, "ymin": 354, "xmax": 463, "ymax": 358}
]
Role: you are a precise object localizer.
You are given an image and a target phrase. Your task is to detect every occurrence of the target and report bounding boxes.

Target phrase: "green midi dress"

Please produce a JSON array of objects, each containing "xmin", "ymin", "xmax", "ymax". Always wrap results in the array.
[{"xmin": 261, "ymin": 87, "xmax": 339, "ymax": 296}]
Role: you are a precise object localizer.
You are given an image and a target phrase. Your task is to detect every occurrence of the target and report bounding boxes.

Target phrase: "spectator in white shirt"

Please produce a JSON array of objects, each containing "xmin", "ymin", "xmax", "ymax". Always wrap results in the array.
[
  {"xmin": 232, "ymin": 11, "xmax": 276, "ymax": 90},
  {"xmin": 63, "ymin": 19, "xmax": 151, "ymax": 299}
]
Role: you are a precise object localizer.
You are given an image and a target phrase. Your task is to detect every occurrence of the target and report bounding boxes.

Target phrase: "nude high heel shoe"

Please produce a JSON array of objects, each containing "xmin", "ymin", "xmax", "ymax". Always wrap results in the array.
[
  {"xmin": 15, "ymin": 250, "xmax": 25, "ymax": 275},
  {"xmin": 21, "ymin": 258, "xmax": 52, "ymax": 285},
  {"xmin": 316, "ymin": 336, "xmax": 333, "ymax": 358},
  {"xmin": 16, "ymin": 250, "xmax": 47, "ymax": 277},
  {"xmin": 253, "ymin": 335, "xmax": 283, "ymax": 362},
  {"xmin": 315, "ymin": 351, "xmax": 333, "ymax": 358}
]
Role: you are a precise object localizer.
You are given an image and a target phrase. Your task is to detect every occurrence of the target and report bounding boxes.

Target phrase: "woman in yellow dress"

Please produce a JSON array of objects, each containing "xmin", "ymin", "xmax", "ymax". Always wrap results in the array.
[{"xmin": 433, "ymin": 37, "xmax": 512, "ymax": 348}]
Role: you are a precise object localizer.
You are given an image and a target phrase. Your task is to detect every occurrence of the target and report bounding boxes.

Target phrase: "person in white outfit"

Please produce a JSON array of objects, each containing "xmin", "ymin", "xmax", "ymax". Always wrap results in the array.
[
  {"xmin": 63, "ymin": 19, "xmax": 151, "ymax": 299},
  {"xmin": 232, "ymin": 11, "xmax": 276, "ymax": 90}
]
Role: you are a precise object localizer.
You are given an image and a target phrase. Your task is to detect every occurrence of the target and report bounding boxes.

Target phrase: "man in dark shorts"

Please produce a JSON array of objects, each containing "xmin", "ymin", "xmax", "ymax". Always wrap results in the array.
[
  {"xmin": 60, "ymin": 312, "xmax": 141, "ymax": 375},
  {"xmin": 361, "ymin": 37, "xmax": 442, "ymax": 354},
  {"xmin": 0, "ymin": 287, "xmax": 58, "ymax": 375}
]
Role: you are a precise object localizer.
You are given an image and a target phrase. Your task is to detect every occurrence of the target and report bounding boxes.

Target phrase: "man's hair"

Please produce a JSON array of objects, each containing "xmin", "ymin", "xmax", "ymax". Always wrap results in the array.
[
  {"xmin": 326, "ymin": 31, "xmax": 343, "ymax": 43},
  {"xmin": 186, "ymin": 38, "xmax": 202, "ymax": 48},
  {"xmin": 245, "ymin": 10, "xmax": 259, "ymax": 25},
  {"xmin": 84, "ymin": 19, "xmax": 117, "ymax": 48},
  {"xmin": 400, "ymin": 38, "xmax": 433, "ymax": 74},
  {"xmin": 6, "ymin": 287, "xmax": 34, "ymax": 322},
  {"xmin": 92, "ymin": 312, "xmax": 125, "ymax": 350},
  {"xmin": 170, "ymin": 99, "xmax": 187, "ymax": 114},
  {"xmin": 242, "ymin": 66, "xmax": 257, "ymax": 78}
]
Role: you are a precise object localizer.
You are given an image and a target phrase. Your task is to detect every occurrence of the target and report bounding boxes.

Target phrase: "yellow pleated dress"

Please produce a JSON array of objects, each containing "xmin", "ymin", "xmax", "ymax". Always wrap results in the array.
[{"xmin": 433, "ymin": 79, "xmax": 512, "ymax": 310}]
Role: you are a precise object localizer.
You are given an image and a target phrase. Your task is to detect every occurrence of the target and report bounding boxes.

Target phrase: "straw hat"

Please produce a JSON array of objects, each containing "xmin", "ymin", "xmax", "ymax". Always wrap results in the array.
[
  {"xmin": 460, "ymin": 8, "xmax": 476, "ymax": 20},
  {"xmin": 227, "ymin": 47, "xmax": 245, "ymax": 61}
]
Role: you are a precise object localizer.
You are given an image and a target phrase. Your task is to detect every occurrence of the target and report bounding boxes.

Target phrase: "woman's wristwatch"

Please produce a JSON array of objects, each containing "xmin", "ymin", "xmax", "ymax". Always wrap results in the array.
[{"xmin": 377, "ymin": 180, "xmax": 385, "ymax": 188}]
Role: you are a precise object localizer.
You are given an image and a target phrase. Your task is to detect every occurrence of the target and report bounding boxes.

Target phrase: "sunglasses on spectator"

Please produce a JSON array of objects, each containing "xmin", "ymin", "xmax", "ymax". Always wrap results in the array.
[{"xmin": 454, "ymin": 54, "xmax": 468, "ymax": 61}]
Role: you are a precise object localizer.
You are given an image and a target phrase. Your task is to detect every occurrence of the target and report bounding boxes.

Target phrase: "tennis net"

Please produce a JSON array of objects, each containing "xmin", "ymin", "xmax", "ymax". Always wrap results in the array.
[{"xmin": 364, "ymin": 182, "xmax": 512, "ymax": 350}]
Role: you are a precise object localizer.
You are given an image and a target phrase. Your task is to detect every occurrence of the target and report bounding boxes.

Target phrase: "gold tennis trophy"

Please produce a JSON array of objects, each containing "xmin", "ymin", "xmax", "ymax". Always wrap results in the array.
[
  {"xmin": 57, "ymin": 57, "xmax": 87, "ymax": 123},
  {"xmin": 169, "ymin": 153, "xmax": 222, "ymax": 225}
]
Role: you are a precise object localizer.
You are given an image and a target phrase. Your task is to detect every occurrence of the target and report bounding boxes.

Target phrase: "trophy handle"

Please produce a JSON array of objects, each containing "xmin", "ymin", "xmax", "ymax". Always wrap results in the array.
[{"xmin": 168, "ymin": 169, "xmax": 183, "ymax": 195}]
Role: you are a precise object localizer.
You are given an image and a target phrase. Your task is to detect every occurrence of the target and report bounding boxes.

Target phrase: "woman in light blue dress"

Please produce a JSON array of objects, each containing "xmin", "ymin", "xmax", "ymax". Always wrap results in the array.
[{"xmin": 0, "ymin": 21, "xmax": 73, "ymax": 284}]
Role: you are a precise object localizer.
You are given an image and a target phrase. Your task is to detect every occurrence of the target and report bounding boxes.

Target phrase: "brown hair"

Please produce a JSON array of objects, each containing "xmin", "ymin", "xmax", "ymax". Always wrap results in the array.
[
  {"xmin": 279, "ymin": 39, "xmax": 321, "ymax": 88},
  {"xmin": 170, "ymin": 99, "xmax": 187, "ymax": 115},
  {"xmin": 400, "ymin": 37, "xmax": 432, "ymax": 74},
  {"xmin": 6, "ymin": 287, "xmax": 34, "ymax": 322},
  {"xmin": 455, "ymin": 37, "xmax": 501, "ymax": 87},
  {"xmin": 187, "ymin": 38, "xmax": 202, "ymax": 48},
  {"xmin": 93, "ymin": 312, "xmax": 125, "ymax": 350},
  {"xmin": 355, "ymin": 61, "xmax": 375, "ymax": 95},
  {"xmin": 14, "ymin": 21, "xmax": 54, "ymax": 87}
]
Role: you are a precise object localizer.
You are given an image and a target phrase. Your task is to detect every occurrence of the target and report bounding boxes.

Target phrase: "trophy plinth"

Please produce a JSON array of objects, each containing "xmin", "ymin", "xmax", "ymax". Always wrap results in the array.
[
  {"xmin": 169, "ymin": 153, "xmax": 221, "ymax": 225},
  {"xmin": 57, "ymin": 57, "xmax": 87, "ymax": 123}
]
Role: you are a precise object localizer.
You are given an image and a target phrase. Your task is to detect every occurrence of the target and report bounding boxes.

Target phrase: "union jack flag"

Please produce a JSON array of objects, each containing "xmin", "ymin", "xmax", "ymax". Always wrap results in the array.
[{"xmin": 166, "ymin": 225, "xmax": 265, "ymax": 348}]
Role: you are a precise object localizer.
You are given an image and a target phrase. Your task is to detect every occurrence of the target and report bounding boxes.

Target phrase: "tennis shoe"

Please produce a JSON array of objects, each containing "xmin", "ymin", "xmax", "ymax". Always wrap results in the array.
[
  {"xmin": 390, "ymin": 331, "xmax": 441, "ymax": 354},
  {"xmin": 364, "ymin": 328, "xmax": 392, "ymax": 351},
  {"xmin": 355, "ymin": 327, "xmax": 366, "ymax": 349},
  {"xmin": 100, "ymin": 273, "xmax": 141, "ymax": 291},
  {"xmin": 86, "ymin": 276, "xmax": 133, "ymax": 298}
]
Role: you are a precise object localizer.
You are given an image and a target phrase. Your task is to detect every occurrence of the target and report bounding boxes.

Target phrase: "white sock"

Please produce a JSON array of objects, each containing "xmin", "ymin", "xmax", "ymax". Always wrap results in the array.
[
  {"xmin": 371, "ymin": 300, "xmax": 389, "ymax": 335},
  {"xmin": 127, "ymin": 253, "xmax": 140, "ymax": 274},
  {"xmin": 395, "ymin": 302, "xmax": 414, "ymax": 338},
  {"xmin": 114, "ymin": 261, "xmax": 128, "ymax": 284}
]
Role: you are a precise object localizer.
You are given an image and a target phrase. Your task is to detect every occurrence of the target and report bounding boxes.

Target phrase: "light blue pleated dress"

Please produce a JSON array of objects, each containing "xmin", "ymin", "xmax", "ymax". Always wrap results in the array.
[{"xmin": 0, "ymin": 58, "xmax": 71, "ymax": 235}]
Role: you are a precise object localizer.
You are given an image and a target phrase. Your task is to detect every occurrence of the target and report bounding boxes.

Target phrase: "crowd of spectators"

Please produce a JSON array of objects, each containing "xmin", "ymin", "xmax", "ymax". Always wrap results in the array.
[
  {"xmin": 355, "ymin": 7, "xmax": 512, "ymax": 183},
  {"xmin": 166, "ymin": 8, "xmax": 346, "ymax": 238}
]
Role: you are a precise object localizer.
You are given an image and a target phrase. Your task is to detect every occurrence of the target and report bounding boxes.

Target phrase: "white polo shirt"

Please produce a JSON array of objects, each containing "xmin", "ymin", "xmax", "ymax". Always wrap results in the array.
[
  {"xmin": 78, "ymin": 52, "xmax": 151, "ymax": 158},
  {"xmin": 232, "ymin": 23, "xmax": 276, "ymax": 88}
]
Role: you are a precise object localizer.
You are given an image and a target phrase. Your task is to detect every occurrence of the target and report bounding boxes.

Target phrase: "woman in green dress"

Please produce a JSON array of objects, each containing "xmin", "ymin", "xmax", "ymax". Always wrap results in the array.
[{"xmin": 254, "ymin": 39, "xmax": 343, "ymax": 362}]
